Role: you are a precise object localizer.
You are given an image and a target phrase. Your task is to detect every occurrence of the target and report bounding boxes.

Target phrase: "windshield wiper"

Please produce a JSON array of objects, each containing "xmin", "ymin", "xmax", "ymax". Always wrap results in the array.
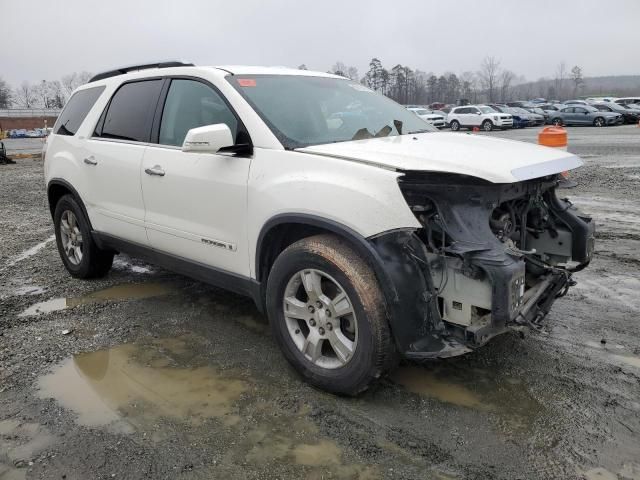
[
  {"xmin": 407, "ymin": 129, "xmax": 432, "ymax": 134},
  {"xmin": 351, "ymin": 128, "xmax": 373, "ymax": 140},
  {"xmin": 374, "ymin": 125, "xmax": 392, "ymax": 138}
]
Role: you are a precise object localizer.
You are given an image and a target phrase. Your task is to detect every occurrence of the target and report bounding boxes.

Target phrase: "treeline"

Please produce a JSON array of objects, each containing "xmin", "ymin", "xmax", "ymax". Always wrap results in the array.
[
  {"xmin": 0, "ymin": 72, "xmax": 92, "ymax": 109},
  {"xmin": 322, "ymin": 57, "xmax": 593, "ymax": 105},
  {"xmin": 3, "ymin": 58, "xmax": 633, "ymax": 110}
]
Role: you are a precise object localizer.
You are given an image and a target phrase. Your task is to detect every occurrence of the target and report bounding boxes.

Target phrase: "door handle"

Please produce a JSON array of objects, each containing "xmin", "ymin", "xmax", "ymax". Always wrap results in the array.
[
  {"xmin": 83, "ymin": 156, "xmax": 97, "ymax": 166},
  {"xmin": 144, "ymin": 165, "xmax": 165, "ymax": 177}
]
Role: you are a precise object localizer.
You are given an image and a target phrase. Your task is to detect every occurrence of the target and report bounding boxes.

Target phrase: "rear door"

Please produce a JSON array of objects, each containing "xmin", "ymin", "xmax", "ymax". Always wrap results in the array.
[
  {"xmin": 85, "ymin": 79, "xmax": 164, "ymax": 245},
  {"xmin": 455, "ymin": 107, "xmax": 471, "ymax": 127},
  {"xmin": 140, "ymin": 78, "xmax": 251, "ymax": 276},
  {"xmin": 467, "ymin": 107, "xmax": 482, "ymax": 127}
]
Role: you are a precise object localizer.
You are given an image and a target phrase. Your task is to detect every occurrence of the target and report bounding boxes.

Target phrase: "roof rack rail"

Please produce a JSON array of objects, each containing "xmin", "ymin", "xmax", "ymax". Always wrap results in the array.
[{"xmin": 88, "ymin": 61, "xmax": 195, "ymax": 83}]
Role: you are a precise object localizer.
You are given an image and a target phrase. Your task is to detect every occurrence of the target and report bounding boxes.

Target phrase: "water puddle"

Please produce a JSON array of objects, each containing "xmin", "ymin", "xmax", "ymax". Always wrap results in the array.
[
  {"xmin": 37, "ymin": 338, "xmax": 377, "ymax": 478},
  {"xmin": 37, "ymin": 341, "xmax": 246, "ymax": 432},
  {"xmin": 19, "ymin": 283, "xmax": 172, "ymax": 316},
  {"xmin": 612, "ymin": 354, "xmax": 640, "ymax": 369},
  {"xmin": 390, "ymin": 364, "xmax": 543, "ymax": 431},
  {"xmin": 391, "ymin": 366, "xmax": 487, "ymax": 410}
]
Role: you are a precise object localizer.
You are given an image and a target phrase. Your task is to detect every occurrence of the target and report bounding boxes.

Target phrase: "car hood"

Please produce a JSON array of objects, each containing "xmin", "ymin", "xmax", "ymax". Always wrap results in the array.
[
  {"xmin": 419, "ymin": 114, "xmax": 444, "ymax": 120},
  {"xmin": 297, "ymin": 132, "xmax": 583, "ymax": 183}
]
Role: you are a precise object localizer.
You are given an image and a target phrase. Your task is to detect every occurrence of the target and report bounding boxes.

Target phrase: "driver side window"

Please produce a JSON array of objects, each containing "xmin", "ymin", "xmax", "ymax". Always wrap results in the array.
[{"xmin": 159, "ymin": 79, "xmax": 238, "ymax": 147}]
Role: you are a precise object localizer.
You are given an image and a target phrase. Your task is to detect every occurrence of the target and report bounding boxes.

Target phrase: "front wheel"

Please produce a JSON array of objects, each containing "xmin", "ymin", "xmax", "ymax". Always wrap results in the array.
[
  {"xmin": 482, "ymin": 120, "xmax": 494, "ymax": 131},
  {"xmin": 593, "ymin": 117, "xmax": 605, "ymax": 127},
  {"xmin": 266, "ymin": 234, "xmax": 395, "ymax": 395},
  {"xmin": 450, "ymin": 120, "xmax": 461, "ymax": 131},
  {"xmin": 54, "ymin": 194, "xmax": 114, "ymax": 278}
]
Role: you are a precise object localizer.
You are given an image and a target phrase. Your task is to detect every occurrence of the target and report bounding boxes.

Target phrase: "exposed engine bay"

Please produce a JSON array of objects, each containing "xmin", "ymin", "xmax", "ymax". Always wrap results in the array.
[{"xmin": 396, "ymin": 171, "xmax": 595, "ymax": 350}]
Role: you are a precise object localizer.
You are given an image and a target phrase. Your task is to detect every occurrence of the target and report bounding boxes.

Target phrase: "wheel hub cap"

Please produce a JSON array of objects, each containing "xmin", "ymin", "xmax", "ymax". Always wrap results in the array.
[
  {"xmin": 60, "ymin": 210, "xmax": 83, "ymax": 265},
  {"xmin": 283, "ymin": 269, "xmax": 358, "ymax": 369}
]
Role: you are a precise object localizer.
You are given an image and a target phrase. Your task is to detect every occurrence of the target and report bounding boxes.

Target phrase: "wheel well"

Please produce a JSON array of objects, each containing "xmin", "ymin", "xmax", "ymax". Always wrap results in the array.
[
  {"xmin": 47, "ymin": 183, "xmax": 72, "ymax": 218},
  {"xmin": 257, "ymin": 223, "xmax": 329, "ymax": 284}
]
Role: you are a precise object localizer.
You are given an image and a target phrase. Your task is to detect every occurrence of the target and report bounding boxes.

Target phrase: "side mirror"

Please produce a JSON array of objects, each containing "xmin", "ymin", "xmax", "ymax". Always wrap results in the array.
[{"xmin": 182, "ymin": 124, "xmax": 234, "ymax": 153}]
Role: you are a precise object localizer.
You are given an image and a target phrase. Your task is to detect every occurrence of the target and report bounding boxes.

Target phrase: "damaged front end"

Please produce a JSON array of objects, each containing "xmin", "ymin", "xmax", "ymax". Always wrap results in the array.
[{"xmin": 370, "ymin": 172, "xmax": 595, "ymax": 360}]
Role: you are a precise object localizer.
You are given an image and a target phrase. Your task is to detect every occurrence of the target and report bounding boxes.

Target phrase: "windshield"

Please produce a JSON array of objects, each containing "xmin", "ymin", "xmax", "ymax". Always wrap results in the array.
[
  {"xmin": 412, "ymin": 109, "xmax": 430, "ymax": 115},
  {"xmin": 584, "ymin": 105, "xmax": 598, "ymax": 112},
  {"xmin": 227, "ymin": 75, "xmax": 435, "ymax": 149},
  {"xmin": 514, "ymin": 107, "xmax": 530, "ymax": 114},
  {"xmin": 478, "ymin": 106, "xmax": 495, "ymax": 113}
]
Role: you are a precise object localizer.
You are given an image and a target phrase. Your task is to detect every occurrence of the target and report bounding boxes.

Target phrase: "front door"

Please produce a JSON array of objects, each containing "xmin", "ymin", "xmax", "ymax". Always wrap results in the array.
[{"xmin": 140, "ymin": 78, "xmax": 251, "ymax": 276}]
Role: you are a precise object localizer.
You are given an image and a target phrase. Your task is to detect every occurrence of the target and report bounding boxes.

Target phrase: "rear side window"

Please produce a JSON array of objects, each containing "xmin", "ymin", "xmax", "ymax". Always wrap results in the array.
[
  {"xmin": 158, "ymin": 79, "xmax": 238, "ymax": 147},
  {"xmin": 97, "ymin": 80, "xmax": 163, "ymax": 142},
  {"xmin": 54, "ymin": 86, "xmax": 105, "ymax": 136}
]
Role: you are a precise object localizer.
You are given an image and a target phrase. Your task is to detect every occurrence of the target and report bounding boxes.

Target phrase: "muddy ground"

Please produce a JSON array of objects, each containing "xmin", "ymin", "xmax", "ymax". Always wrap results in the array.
[{"xmin": 1, "ymin": 127, "xmax": 639, "ymax": 480}]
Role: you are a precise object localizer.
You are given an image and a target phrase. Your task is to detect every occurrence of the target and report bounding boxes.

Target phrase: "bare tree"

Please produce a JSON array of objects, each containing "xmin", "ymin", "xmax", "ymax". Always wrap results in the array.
[
  {"xmin": 554, "ymin": 61, "xmax": 567, "ymax": 101},
  {"xmin": 478, "ymin": 56, "xmax": 501, "ymax": 102},
  {"xmin": 570, "ymin": 65, "xmax": 584, "ymax": 97},
  {"xmin": 61, "ymin": 71, "xmax": 92, "ymax": 100},
  {"xmin": 14, "ymin": 82, "xmax": 36, "ymax": 108},
  {"xmin": 459, "ymin": 71, "xmax": 477, "ymax": 103},
  {"xmin": 499, "ymin": 70, "xmax": 515, "ymax": 102},
  {"xmin": 0, "ymin": 77, "xmax": 11, "ymax": 108}
]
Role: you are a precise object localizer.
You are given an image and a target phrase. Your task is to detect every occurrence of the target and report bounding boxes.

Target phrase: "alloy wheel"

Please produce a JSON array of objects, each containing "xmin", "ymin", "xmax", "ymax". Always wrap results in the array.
[
  {"xmin": 59, "ymin": 210, "xmax": 83, "ymax": 265},
  {"xmin": 283, "ymin": 269, "xmax": 358, "ymax": 369}
]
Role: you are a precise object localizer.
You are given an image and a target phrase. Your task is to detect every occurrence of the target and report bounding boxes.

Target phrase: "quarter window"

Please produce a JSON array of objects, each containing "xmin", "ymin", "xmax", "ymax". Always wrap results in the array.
[
  {"xmin": 98, "ymin": 80, "xmax": 163, "ymax": 142},
  {"xmin": 158, "ymin": 79, "xmax": 237, "ymax": 147},
  {"xmin": 54, "ymin": 86, "xmax": 105, "ymax": 136}
]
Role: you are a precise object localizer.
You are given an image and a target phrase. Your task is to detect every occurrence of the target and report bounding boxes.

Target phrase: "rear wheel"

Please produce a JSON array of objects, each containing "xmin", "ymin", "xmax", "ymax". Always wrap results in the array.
[
  {"xmin": 54, "ymin": 194, "xmax": 114, "ymax": 278},
  {"xmin": 482, "ymin": 120, "xmax": 494, "ymax": 131},
  {"xmin": 593, "ymin": 117, "xmax": 605, "ymax": 127},
  {"xmin": 266, "ymin": 234, "xmax": 395, "ymax": 395},
  {"xmin": 450, "ymin": 120, "xmax": 460, "ymax": 131}
]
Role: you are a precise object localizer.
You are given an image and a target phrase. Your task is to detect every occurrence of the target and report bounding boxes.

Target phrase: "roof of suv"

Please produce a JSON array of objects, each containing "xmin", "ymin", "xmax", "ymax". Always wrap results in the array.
[{"xmin": 87, "ymin": 63, "xmax": 343, "ymax": 86}]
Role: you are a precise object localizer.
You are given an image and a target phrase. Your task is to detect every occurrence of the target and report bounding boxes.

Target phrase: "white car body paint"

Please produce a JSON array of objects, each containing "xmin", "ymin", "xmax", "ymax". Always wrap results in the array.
[
  {"xmin": 298, "ymin": 132, "xmax": 583, "ymax": 184},
  {"xmin": 45, "ymin": 65, "xmax": 584, "ymax": 281}
]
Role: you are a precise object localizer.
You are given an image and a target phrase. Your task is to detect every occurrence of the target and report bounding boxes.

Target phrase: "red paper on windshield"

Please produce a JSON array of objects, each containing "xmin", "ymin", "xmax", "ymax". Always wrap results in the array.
[{"xmin": 238, "ymin": 79, "xmax": 256, "ymax": 87}]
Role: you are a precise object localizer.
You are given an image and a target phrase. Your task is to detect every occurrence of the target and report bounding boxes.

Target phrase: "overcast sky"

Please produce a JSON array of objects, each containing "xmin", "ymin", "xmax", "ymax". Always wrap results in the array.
[{"xmin": 3, "ymin": 0, "xmax": 639, "ymax": 86}]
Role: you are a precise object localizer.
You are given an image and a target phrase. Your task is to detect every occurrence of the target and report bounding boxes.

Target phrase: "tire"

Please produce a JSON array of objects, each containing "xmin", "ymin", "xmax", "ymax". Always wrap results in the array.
[
  {"xmin": 54, "ymin": 194, "xmax": 114, "ymax": 279},
  {"xmin": 266, "ymin": 234, "xmax": 395, "ymax": 396},
  {"xmin": 593, "ymin": 117, "xmax": 605, "ymax": 127},
  {"xmin": 450, "ymin": 120, "xmax": 460, "ymax": 131},
  {"xmin": 482, "ymin": 120, "xmax": 494, "ymax": 131},
  {"xmin": 552, "ymin": 118, "xmax": 563, "ymax": 126}
]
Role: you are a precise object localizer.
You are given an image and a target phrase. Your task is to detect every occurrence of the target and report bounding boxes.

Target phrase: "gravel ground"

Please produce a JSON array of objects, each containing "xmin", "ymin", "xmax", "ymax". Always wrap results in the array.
[{"xmin": 1, "ymin": 127, "xmax": 639, "ymax": 480}]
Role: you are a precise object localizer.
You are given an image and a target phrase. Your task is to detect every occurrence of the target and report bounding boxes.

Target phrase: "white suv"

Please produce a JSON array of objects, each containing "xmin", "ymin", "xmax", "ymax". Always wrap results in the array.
[
  {"xmin": 44, "ymin": 62, "xmax": 594, "ymax": 395},
  {"xmin": 406, "ymin": 107, "xmax": 446, "ymax": 128},
  {"xmin": 447, "ymin": 105, "xmax": 513, "ymax": 131}
]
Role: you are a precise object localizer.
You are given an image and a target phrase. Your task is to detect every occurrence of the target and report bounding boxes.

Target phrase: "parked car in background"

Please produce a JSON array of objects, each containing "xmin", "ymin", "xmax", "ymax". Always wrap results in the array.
[
  {"xmin": 592, "ymin": 102, "xmax": 640, "ymax": 124},
  {"xmin": 488, "ymin": 104, "xmax": 528, "ymax": 129},
  {"xmin": 506, "ymin": 101, "xmax": 535, "ymax": 108},
  {"xmin": 563, "ymin": 100, "xmax": 589, "ymax": 105},
  {"xmin": 614, "ymin": 97, "xmax": 640, "ymax": 107},
  {"xmin": 447, "ymin": 105, "xmax": 513, "ymax": 131},
  {"xmin": 586, "ymin": 97, "xmax": 618, "ymax": 104},
  {"xmin": 510, "ymin": 107, "xmax": 544, "ymax": 126},
  {"xmin": 549, "ymin": 105, "xmax": 623, "ymax": 126},
  {"xmin": 524, "ymin": 106, "xmax": 549, "ymax": 124},
  {"xmin": 406, "ymin": 107, "xmax": 446, "ymax": 128}
]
